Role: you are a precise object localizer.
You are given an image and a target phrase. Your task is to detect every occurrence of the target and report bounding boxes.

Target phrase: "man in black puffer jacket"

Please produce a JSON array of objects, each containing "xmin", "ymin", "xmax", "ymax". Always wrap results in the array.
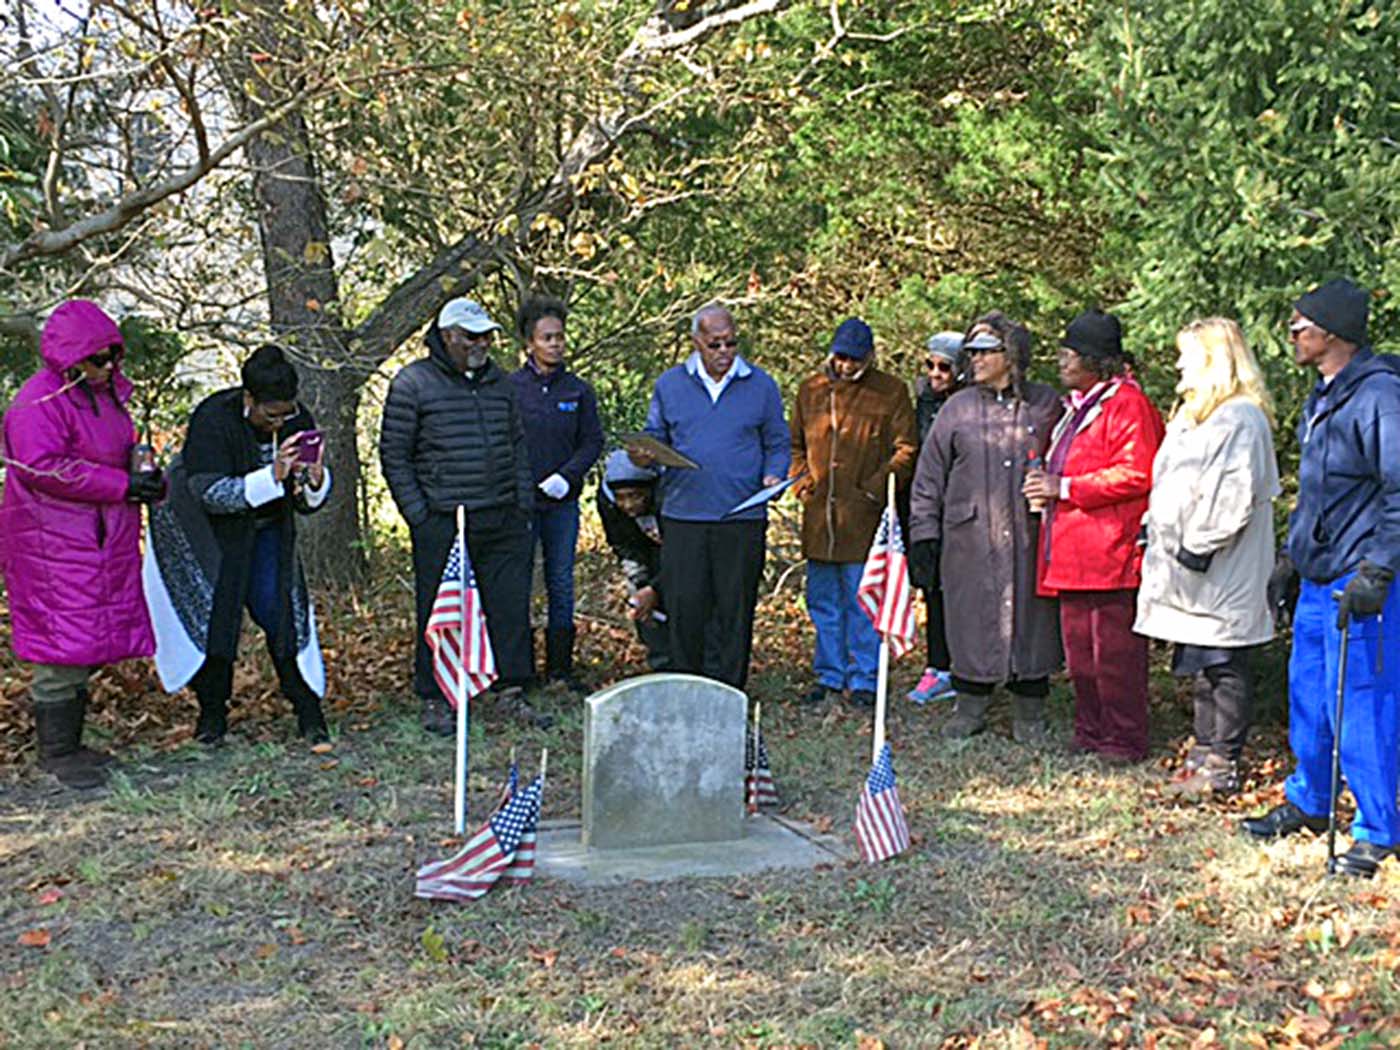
[{"xmin": 380, "ymin": 298, "xmax": 546, "ymax": 734}]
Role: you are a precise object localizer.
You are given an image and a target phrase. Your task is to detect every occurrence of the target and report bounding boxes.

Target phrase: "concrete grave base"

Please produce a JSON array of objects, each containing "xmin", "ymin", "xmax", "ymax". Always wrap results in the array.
[{"xmin": 536, "ymin": 813, "xmax": 849, "ymax": 885}]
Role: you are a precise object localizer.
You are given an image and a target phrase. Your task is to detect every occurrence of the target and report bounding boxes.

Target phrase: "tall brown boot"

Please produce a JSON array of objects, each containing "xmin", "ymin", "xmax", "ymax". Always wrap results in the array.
[{"xmin": 34, "ymin": 696, "xmax": 107, "ymax": 790}]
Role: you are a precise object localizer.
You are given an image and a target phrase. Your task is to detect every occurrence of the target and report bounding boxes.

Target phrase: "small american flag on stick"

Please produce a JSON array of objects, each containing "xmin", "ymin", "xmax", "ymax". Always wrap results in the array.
[
  {"xmin": 492, "ymin": 756, "xmax": 537, "ymax": 885},
  {"xmin": 425, "ymin": 541, "xmax": 497, "ymax": 706},
  {"xmin": 745, "ymin": 703, "xmax": 779, "ymax": 812},
  {"xmin": 415, "ymin": 770, "xmax": 544, "ymax": 901},
  {"xmin": 856, "ymin": 503, "xmax": 917, "ymax": 659},
  {"xmin": 855, "ymin": 742, "xmax": 910, "ymax": 864}
]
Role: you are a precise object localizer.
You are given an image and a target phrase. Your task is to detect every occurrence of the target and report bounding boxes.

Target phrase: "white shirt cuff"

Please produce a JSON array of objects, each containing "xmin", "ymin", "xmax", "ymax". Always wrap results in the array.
[
  {"xmin": 303, "ymin": 467, "xmax": 331, "ymax": 509},
  {"xmin": 1059, "ymin": 476, "xmax": 1072, "ymax": 501},
  {"xmin": 243, "ymin": 464, "xmax": 284, "ymax": 508}
]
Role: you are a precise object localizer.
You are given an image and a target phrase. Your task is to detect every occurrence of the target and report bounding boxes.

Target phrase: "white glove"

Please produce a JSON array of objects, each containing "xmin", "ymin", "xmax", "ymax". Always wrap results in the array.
[{"xmin": 538, "ymin": 473, "xmax": 570, "ymax": 500}]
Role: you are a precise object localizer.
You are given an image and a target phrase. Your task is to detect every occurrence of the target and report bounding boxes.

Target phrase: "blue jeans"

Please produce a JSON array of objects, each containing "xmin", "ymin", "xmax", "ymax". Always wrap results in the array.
[
  {"xmin": 806, "ymin": 561, "xmax": 879, "ymax": 692},
  {"xmin": 1284, "ymin": 574, "xmax": 1400, "ymax": 846},
  {"xmin": 530, "ymin": 502, "xmax": 581, "ymax": 630}
]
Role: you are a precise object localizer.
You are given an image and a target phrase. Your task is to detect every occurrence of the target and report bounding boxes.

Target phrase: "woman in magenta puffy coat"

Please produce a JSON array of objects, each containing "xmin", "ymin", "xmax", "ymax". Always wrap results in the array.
[{"xmin": 0, "ymin": 300, "xmax": 161, "ymax": 788}]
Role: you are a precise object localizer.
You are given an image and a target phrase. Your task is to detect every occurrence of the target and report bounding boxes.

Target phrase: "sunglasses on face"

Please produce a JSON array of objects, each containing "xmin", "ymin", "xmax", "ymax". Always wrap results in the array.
[
  {"xmin": 925, "ymin": 359, "xmax": 954, "ymax": 374},
  {"xmin": 87, "ymin": 348, "xmax": 120, "ymax": 367},
  {"xmin": 1288, "ymin": 318, "xmax": 1320, "ymax": 336},
  {"xmin": 704, "ymin": 338, "xmax": 739, "ymax": 351},
  {"xmin": 966, "ymin": 344, "xmax": 1006, "ymax": 357}
]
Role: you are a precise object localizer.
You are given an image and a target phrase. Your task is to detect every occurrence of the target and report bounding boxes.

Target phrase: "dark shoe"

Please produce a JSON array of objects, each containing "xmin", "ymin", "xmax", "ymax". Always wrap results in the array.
[
  {"xmin": 941, "ymin": 694, "xmax": 991, "ymax": 739},
  {"xmin": 798, "ymin": 684, "xmax": 839, "ymax": 705},
  {"xmin": 494, "ymin": 686, "xmax": 554, "ymax": 730},
  {"xmin": 194, "ymin": 696, "xmax": 228, "ymax": 746},
  {"xmin": 1011, "ymin": 695, "xmax": 1050, "ymax": 748},
  {"xmin": 1334, "ymin": 840, "xmax": 1397, "ymax": 879},
  {"xmin": 420, "ymin": 695, "xmax": 455, "ymax": 737},
  {"xmin": 294, "ymin": 699, "xmax": 330, "ymax": 745},
  {"xmin": 72, "ymin": 688, "xmax": 116, "ymax": 766},
  {"xmin": 1241, "ymin": 801, "xmax": 1328, "ymax": 841},
  {"xmin": 1164, "ymin": 753, "xmax": 1238, "ymax": 801},
  {"xmin": 847, "ymin": 689, "xmax": 876, "ymax": 709},
  {"xmin": 33, "ymin": 696, "xmax": 107, "ymax": 789},
  {"xmin": 545, "ymin": 627, "xmax": 581, "ymax": 691}
]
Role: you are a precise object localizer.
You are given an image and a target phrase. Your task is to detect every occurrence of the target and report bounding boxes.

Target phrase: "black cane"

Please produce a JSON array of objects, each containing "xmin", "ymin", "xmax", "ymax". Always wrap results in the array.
[{"xmin": 1327, "ymin": 591, "xmax": 1349, "ymax": 877}]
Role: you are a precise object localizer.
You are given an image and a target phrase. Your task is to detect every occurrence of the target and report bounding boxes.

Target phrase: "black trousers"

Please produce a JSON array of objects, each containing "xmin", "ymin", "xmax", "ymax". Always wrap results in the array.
[
  {"xmin": 659, "ymin": 518, "xmax": 766, "ymax": 690},
  {"xmin": 411, "ymin": 507, "xmax": 534, "ymax": 697},
  {"xmin": 922, "ymin": 585, "xmax": 951, "ymax": 670},
  {"xmin": 1191, "ymin": 649, "xmax": 1254, "ymax": 762}
]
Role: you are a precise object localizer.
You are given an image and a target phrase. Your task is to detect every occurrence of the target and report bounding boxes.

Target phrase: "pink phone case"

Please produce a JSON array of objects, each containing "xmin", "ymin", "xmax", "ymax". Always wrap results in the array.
[{"xmin": 293, "ymin": 431, "xmax": 324, "ymax": 465}]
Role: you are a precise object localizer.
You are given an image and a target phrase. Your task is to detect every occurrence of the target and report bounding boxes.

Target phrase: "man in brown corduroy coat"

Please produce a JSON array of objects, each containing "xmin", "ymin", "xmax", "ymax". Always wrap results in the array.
[{"xmin": 790, "ymin": 318, "xmax": 918, "ymax": 707}]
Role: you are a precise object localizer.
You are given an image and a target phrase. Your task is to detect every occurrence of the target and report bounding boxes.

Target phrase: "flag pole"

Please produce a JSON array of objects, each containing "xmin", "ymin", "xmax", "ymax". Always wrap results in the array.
[
  {"xmin": 873, "ymin": 474, "xmax": 895, "ymax": 765},
  {"xmin": 540, "ymin": 747, "xmax": 549, "ymax": 788},
  {"xmin": 454, "ymin": 504, "xmax": 469, "ymax": 837}
]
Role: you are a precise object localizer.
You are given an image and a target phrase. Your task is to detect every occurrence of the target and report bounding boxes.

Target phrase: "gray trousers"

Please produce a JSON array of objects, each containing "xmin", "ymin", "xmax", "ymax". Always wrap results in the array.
[{"xmin": 28, "ymin": 663, "xmax": 93, "ymax": 706}]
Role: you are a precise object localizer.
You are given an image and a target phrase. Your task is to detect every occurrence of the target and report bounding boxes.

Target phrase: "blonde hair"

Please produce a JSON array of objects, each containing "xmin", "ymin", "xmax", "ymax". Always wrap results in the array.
[{"xmin": 1173, "ymin": 317, "xmax": 1275, "ymax": 428}]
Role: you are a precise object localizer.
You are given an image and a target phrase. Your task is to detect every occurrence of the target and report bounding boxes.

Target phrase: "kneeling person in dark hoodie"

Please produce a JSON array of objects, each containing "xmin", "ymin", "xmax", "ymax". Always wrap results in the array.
[{"xmin": 597, "ymin": 450, "xmax": 670, "ymax": 671}]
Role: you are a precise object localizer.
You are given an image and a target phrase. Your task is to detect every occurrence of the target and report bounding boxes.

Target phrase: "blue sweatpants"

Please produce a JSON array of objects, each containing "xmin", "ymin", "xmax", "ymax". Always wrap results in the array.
[
  {"xmin": 807, "ymin": 561, "xmax": 879, "ymax": 693},
  {"xmin": 1284, "ymin": 574, "xmax": 1400, "ymax": 847}
]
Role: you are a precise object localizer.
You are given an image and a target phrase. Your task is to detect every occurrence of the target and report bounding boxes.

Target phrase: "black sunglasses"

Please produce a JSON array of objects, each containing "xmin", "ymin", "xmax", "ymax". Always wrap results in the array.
[
  {"xmin": 704, "ymin": 338, "xmax": 740, "ymax": 351},
  {"xmin": 925, "ymin": 358, "xmax": 954, "ymax": 373},
  {"xmin": 87, "ymin": 347, "xmax": 121, "ymax": 367},
  {"xmin": 965, "ymin": 343, "xmax": 1006, "ymax": 357}
]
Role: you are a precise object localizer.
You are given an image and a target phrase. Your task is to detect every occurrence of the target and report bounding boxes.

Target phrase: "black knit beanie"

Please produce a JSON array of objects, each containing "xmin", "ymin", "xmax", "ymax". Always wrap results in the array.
[
  {"xmin": 1295, "ymin": 278, "xmax": 1369, "ymax": 345},
  {"xmin": 1061, "ymin": 309, "xmax": 1123, "ymax": 361}
]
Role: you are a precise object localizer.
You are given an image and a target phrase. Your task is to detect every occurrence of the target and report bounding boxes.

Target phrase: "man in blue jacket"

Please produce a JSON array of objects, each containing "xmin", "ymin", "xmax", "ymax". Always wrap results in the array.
[
  {"xmin": 508, "ymin": 296, "xmax": 603, "ymax": 689},
  {"xmin": 629, "ymin": 304, "xmax": 790, "ymax": 689},
  {"xmin": 1243, "ymin": 278, "xmax": 1400, "ymax": 878}
]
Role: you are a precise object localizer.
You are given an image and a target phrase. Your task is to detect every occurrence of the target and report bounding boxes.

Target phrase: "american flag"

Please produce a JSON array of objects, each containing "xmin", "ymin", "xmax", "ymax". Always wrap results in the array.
[
  {"xmin": 745, "ymin": 723, "xmax": 779, "ymax": 811},
  {"xmin": 414, "ymin": 772, "xmax": 543, "ymax": 901},
  {"xmin": 425, "ymin": 541, "xmax": 497, "ymax": 706},
  {"xmin": 854, "ymin": 742, "xmax": 910, "ymax": 864},
  {"xmin": 856, "ymin": 504, "xmax": 917, "ymax": 658},
  {"xmin": 492, "ymin": 760, "xmax": 537, "ymax": 885}
]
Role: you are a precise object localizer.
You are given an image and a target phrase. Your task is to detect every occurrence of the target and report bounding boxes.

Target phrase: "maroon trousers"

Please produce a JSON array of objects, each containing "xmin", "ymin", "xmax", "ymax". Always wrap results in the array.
[{"xmin": 1061, "ymin": 589, "xmax": 1149, "ymax": 760}]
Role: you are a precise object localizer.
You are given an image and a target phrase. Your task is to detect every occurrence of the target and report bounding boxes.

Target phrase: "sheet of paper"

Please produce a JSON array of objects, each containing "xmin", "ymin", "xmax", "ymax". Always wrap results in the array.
[
  {"xmin": 725, "ymin": 473, "xmax": 804, "ymax": 516},
  {"xmin": 618, "ymin": 433, "xmax": 699, "ymax": 470}
]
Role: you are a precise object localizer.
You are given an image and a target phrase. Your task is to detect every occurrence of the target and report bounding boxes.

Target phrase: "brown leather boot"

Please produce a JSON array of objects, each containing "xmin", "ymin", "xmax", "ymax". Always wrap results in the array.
[{"xmin": 34, "ymin": 696, "xmax": 107, "ymax": 790}]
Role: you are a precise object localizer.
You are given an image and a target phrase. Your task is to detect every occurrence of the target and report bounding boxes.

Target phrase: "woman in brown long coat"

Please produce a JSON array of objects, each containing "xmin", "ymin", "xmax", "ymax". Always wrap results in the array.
[{"xmin": 909, "ymin": 311, "xmax": 1064, "ymax": 743}]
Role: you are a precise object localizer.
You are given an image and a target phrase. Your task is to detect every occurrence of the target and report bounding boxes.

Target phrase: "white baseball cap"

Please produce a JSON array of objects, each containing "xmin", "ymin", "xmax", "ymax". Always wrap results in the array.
[{"xmin": 437, "ymin": 298, "xmax": 501, "ymax": 334}]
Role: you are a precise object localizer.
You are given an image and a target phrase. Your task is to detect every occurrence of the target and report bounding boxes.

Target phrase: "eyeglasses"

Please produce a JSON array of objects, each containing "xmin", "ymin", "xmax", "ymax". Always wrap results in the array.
[
  {"xmin": 965, "ymin": 343, "xmax": 1006, "ymax": 357},
  {"xmin": 87, "ymin": 348, "xmax": 120, "ymax": 367},
  {"xmin": 704, "ymin": 338, "xmax": 739, "ymax": 351},
  {"xmin": 1288, "ymin": 318, "xmax": 1320, "ymax": 336},
  {"xmin": 925, "ymin": 359, "xmax": 954, "ymax": 374},
  {"xmin": 255, "ymin": 405, "xmax": 298, "ymax": 425}
]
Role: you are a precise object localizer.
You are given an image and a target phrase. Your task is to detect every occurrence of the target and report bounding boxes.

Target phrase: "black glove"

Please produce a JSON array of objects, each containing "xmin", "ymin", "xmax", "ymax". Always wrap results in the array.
[
  {"xmin": 1267, "ymin": 554, "xmax": 1300, "ymax": 628},
  {"xmin": 1337, "ymin": 561, "xmax": 1394, "ymax": 628},
  {"xmin": 1175, "ymin": 546, "xmax": 1213, "ymax": 573},
  {"xmin": 125, "ymin": 469, "xmax": 164, "ymax": 505},
  {"xmin": 909, "ymin": 539, "xmax": 940, "ymax": 592}
]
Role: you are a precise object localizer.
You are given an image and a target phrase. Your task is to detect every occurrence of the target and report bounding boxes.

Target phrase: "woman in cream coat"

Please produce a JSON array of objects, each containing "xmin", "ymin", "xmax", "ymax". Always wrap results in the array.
[{"xmin": 1135, "ymin": 318, "xmax": 1280, "ymax": 797}]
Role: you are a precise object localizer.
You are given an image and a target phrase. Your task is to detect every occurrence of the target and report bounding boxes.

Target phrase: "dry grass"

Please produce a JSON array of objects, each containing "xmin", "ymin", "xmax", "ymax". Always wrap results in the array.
[{"xmin": 3, "ymin": 536, "xmax": 1400, "ymax": 1049}]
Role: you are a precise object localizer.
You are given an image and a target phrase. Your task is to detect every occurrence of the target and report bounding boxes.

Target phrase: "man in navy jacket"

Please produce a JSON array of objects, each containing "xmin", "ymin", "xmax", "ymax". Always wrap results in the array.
[
  {"xmin": 508, "ymin": 297, "xmax": 603, "ymax": 688},
  {"xmin": 630, "ymin": 304, "xmax": 789, "ymax": 689},
  {"xmin": 1244, "ymin": 278, "xmax": 1400, "ymax": 878}
]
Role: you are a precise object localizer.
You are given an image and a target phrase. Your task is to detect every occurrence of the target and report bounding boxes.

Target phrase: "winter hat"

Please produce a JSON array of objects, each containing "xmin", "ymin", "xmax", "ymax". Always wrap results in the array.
[
  {"xmin": 925, "ymin": 331, "xmax": 963, "ymax": 363},
  {"xmin": 603, "ymin": 449, "xmax": 658, "ymax": 488},
  {"xmin": 829, "ymin": 317, "xmax": 874, "ymax": 360},
  {"xmin": 437, "ymin": 298, "xmax": 501, "ymax": 333},
  {"xmin": 1061, "ymin": 309, "xmax": 1123, "ymax": 361},
  {"xmin": 1295, "ymin": 278, "xmax": 1369, "ymax": 345}
]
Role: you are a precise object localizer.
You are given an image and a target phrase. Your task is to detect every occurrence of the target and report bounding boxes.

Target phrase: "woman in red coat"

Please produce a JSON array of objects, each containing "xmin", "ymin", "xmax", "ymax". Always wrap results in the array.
[{"xmin": 1023, "ymin": 310, "xmax": 1165, "ymax": 763}]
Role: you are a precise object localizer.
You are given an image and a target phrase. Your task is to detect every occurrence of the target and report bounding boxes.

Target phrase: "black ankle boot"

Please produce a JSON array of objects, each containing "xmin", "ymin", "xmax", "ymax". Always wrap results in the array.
[
  {"xmin": 294, "ymin": 699, "xmax": 329, "ymax": 745},
  {"xmin": 545, "ymin": 626, "xmax": 581, "ymax": 691},
  {"xmin": 194, "ymin": 694, "xmax": 228, "ymax": 746}
]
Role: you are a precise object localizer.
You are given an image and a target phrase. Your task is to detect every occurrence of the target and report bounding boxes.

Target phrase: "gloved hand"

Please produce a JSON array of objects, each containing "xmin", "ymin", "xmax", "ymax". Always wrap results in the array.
[
  {"xmin": 1267, "ymin": 554, "xmax": 1300, "ymax": 628},
  {"xmin": 909, "ymin": 539, "xmax": 940, "ymax": 592},
  {"xmin": 125, "ymin": 469, "xmax": 164, "ymax": 505},
  {"xmin": 538, "ymin": 473, "xmax": 570, "ymax": 500},
  {"xmin": 1175, "ymin": 546, "xmax": 1213, "ymax": 573},
  {"xmin": 1337, "ymin": 561, "xmax": 1394, "ymax": 628}
]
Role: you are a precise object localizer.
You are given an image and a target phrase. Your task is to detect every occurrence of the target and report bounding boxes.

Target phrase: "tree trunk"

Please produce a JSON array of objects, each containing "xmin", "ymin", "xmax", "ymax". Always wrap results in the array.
[{"xmin": 240, "ymin": 93, "xmax": 367, "ymax": 583}]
